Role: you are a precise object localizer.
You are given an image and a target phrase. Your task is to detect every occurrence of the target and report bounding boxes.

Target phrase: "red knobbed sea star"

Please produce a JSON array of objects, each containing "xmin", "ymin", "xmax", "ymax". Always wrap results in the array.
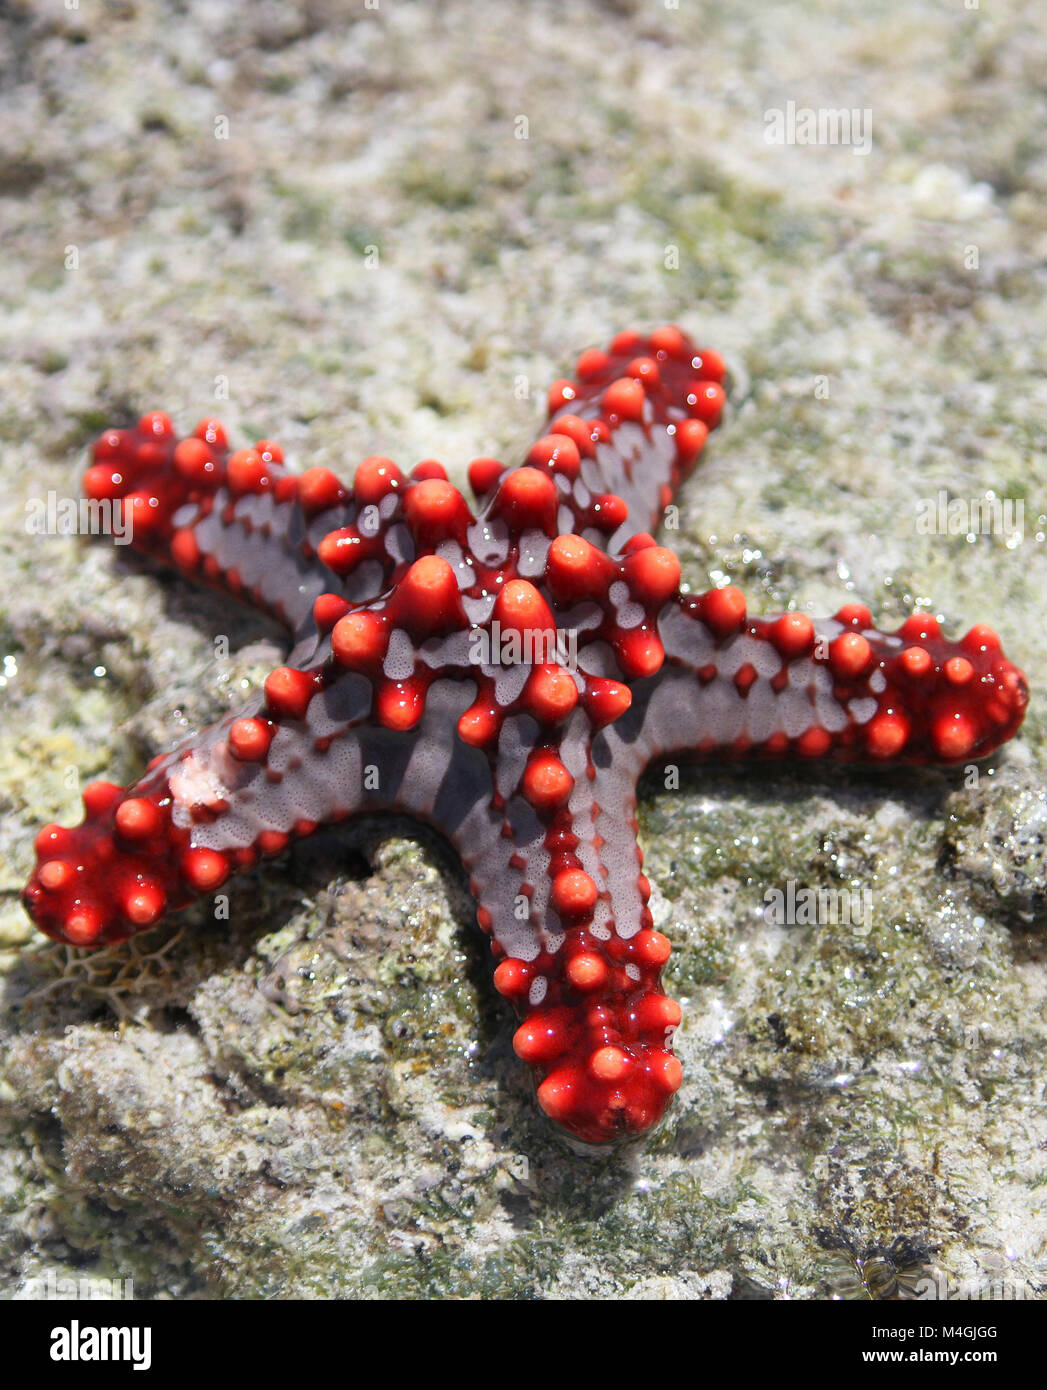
[{"xmin": 22, "ymin": 327, "xmax": 1028, "ymax": 1143}]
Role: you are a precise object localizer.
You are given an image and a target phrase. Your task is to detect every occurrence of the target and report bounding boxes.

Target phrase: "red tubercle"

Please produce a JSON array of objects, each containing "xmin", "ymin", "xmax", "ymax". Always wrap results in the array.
[
  {"xmin": 331, "ymin": 610, "xmax": 389, "ymax": 670},
  {"xmin": 524, "ymin": 664, "xmax": 579, "ymax": 724},
  {"xmin": 317, "ymin": 523, "xmax": 385, "ymax": 577},
  {"xmin": 376, "ymin": 674, "xmax": 432, "ymax": 732},
  {"xmin": 467, "ymin": 456, "xmax": 506, "ymax": 498},
  {"xmin": 297, "ymin": 466, "xmax": 347, "ymax": 515},
  {"xmin": 403, "ymin": 477, "xmax": 473, "ymax": 548},
  {"xmin": 547, "ymin": 379, "xmax": 578, "ymax": 413},
  {"xmin": 864, "ymin": 710, "xmax": 911, "ymax": 759},
  {"xmin": 172, "ymin": 437, "xmax": 218, "ymax": 486},
  {"xmin": 614, "ymin": 626, "xmax": 666, "ymax": 680},
  {"xmin": 90, "ymin": 428, "xmax": 130, "ymax": 463},
  {"xmin": 228, "ymin": 717, "xmax": 273, "ymax": 762},
  {"xmin": 82, "ymin": 463, "xmax": 128, "ymax": 502},
  {"xmin": 963, "ymin": 623, "xmax": 1002, "ymax": 655},
  {"xmin": 255, "ymin": 439, "xmax": 284, "ymax": 468},
  {"xmin": 264, "ymin": 666, "xmax": 321, "ymax": 721},
  {"xmin": 183, "ymin": 847, "xmax": 230, "ymax": 892},
  {"xmin": 492, "ymin": 956, "xmax": 534, "ymax": 999},
  {"xmin": 900, "ymin": 611, "xmax": 941, "ymax": 643},
  {"xmin": 194, "ymin": 418, "xmax": 228, "ymax": 450},
  {"xmin": 944, "ymin": 656, "xmax": 975, "ymax": 686},
  {"xmin": 733, "ymin": 662, "xmax": 759, "ymax": 696},
  {"xmin": 620, "ymin": 532, "xmax": 657, "ymax": 554},
  {"xmin": 493, "ymin": 578, "xmax": 557, "ymax": 640},
  {"xmin": 550, "ymin": 868, "xmax": 599, "ymax": 916},
  {"xmin": 673, "ymin": 418, "xmax": 709, "ymax": 467},
  {"xmin": 389, "ymin": 555, "xmax": 466, "ymax": 638},
  {"xmin": 491, "ymin": 467, "xmax": 560, "ymax": 534},
  {"xmin": 565, "ymin": 950, "xmax": 609, "ymax": 992},
  {"xmin": 527, "ymin": 432, "xmax": 582, "ymax": 480},
  {"xmin": 829, "ymin": 631, "xmax": 873, "ymax": 680},
  {"xmin": 82, "ymin": 780, "xmax": 124, "ymax": 816},
  {"xmin": 457, "ymin": 694, "xmax": 502, "ymax": 749},
  {"xmin": 546, "ymin": 413, "xmax": 599, "ymax": 459},
  {"xmin": 689, "ymin": 347, "xmax": 726, "ymax": 383},
  {"xmin": 647, "ymin": 325, "xmax": 691, "ymax": 360},
  {"xmin": 226, "ymin": 448, "xmax": 274, "ymax": 496},
  {"xmin": 410, "ymin": 458, "xmax": 449, "ymax": 482},
  {"xmin": 138, "ymin": 410, "xmax": 175, "ymax": 440},
  {"xmin": 609, "ymin": 330, "xmax": 644, "ymax": 356},
  {"xmin": 695, "ymin": 585, "xmax": 747, "ymax": 638},
  {"xmin": 797, "ymin": 727, "xmax": 832, "ymax": 758},
  {"xmin": 931, "ymin": 711, "xmax": 980, "ymax": 759},
  {"xmin": 686, "ymin": 381, "xmax": 726, "ymax": 427},
  {"xmin": 623, "ymin": 544, "xmax": 681, "ymax": 606},
  {"xmin": 585, "ymin": 492, "xmax": 630, "ymax": 533},
  {"xmin": 835, "ymin": 602, "xmax": 874, "ymax": 630},
  {"xmin": 544, "ymin": 533, "xmax": 616, "ymax": 605},
  {"xmin": 582, "ymin": 677, "xmax": 633, "ymax": 728},
  {"xmin": 353, "ymin": 455, "xmax": 404, "ymax": 507},
  {"xmin": 625, "ymin": 356, "xmax": 662, "ymax": 389},
  {"xmin": 601, "ymin": 377, "xmax": 646, "ymax": 423},
  {"xmin": 769, "ymin": 612, "xmax": 815, "ymax": 658},
  {"xmin": 575, "ymin": 348, "xmax": 610, "ymax": 382},
  {"xmin": 521, "ymin": 751, "xmax": 575, "ymax": 811},
  {"xmin": 312, "ymin": 592, "xmax": 352, "ymax": 633},
  {"xmin": 114, "ymin": 796, "xmax": 162, "ymax": 841},
  {"xmin": 898, "ymin": 644, "xmax": 934, "ymax": 679}
]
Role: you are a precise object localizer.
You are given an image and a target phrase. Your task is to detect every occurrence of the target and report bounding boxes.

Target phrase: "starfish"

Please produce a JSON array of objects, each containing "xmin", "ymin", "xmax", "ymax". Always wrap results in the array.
[{"xmin": 22, "ymin": 327, "xmax": 1029, "ymax": 1144}]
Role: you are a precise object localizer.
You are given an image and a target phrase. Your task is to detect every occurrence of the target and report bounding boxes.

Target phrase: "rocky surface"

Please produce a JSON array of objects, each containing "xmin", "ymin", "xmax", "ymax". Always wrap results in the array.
[{"xmin": 1, "ymin": 0, "xmax": 1045, "ymax": 1299}]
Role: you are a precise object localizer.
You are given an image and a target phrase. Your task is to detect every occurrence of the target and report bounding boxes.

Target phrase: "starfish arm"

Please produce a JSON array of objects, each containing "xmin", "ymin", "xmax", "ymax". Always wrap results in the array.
[
  {"xmin": 22, "ymin": 642, "xmax": 394, "ymax": 946},
  {"xmin": 637, "ymin": 590, "xmax": 1028, "ymax": 766},
  {"xmin": 83, "ymin": 413, "xmax": 430, "ymax": 638},
  {"xmin": 468, "ymin": 327, "xmax": 729, "ymax": 553},
  {"xmin": 23, "ymin": 602, "xmax": 512, "ymax": 948},
  {"xmin": 439, "ymin": 717, "xmax": 681, "ymax": 1144}
]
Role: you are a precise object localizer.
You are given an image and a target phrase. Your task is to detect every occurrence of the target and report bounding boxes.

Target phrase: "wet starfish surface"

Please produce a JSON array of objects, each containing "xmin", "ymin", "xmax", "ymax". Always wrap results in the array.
[{"xmin": 22, "ymin": 327, "xmax": 1029, "ymax": 1143}]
